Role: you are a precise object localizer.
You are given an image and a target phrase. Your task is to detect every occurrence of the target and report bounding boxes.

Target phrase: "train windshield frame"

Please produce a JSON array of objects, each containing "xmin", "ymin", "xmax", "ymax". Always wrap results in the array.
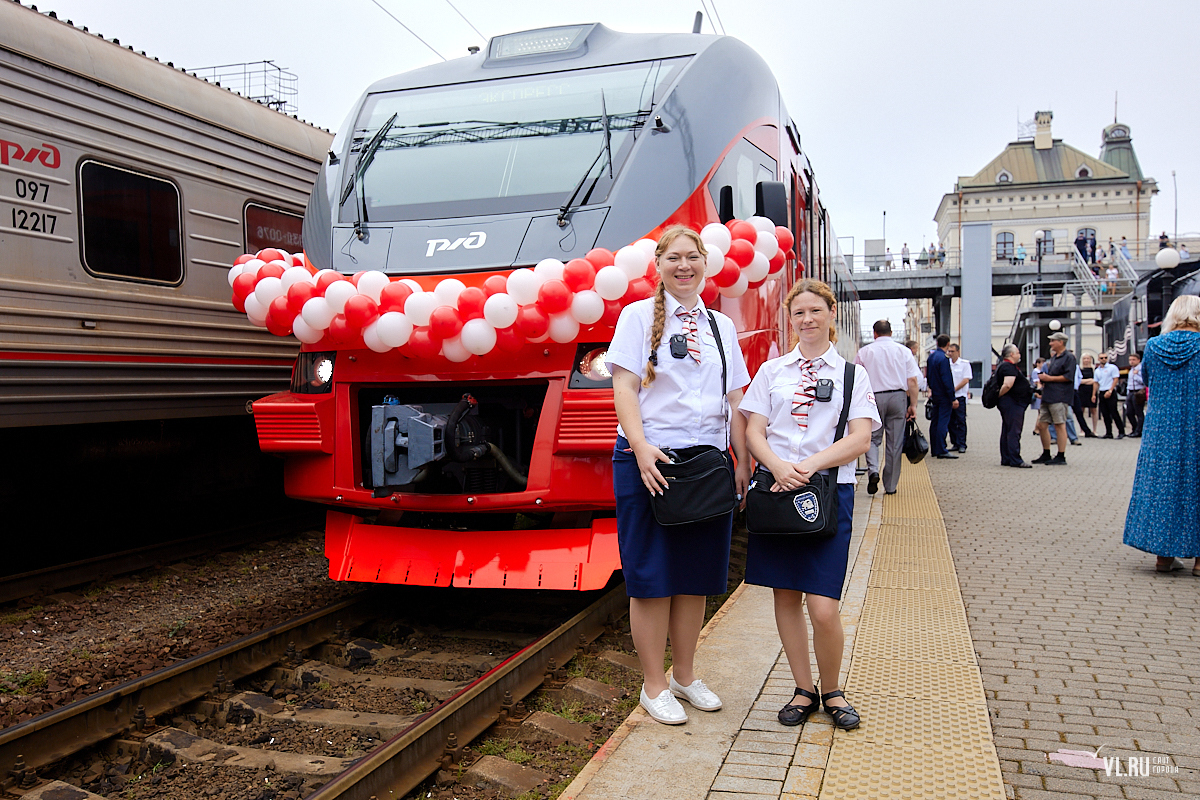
[{"xmin": 341, "ymin": 57, "xmax": 687, "ymax": 222}]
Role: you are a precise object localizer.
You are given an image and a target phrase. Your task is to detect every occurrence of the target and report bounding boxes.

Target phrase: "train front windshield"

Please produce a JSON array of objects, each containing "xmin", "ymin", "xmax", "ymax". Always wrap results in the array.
[{"xmin": 344, "ymin": 58, "xmax": 685, "ymax": 222}]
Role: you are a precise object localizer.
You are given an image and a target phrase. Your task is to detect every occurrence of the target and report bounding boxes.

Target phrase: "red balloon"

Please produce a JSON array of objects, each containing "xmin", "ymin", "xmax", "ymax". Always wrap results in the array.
[
  {"xmin": 537, "ymin": 279, "xmax": 572, "ymax": 314},
  {"xmin": 714, "ymin": 257, "xmax": 741, "ymax": 288},
  {"xmin": 584, "ymin": 248, "xmax": 616, "ymax": 270},
  {"xmin": 623, "ymin": 278, "xmax": 654, "ymax": 304},
  {"xmin": 457, "ymin": 287, "xmax": 487, "ymax": 320},
  {"xmin": 257, "ymin": 248, "xmax": 287, "ymax": 263},
  {"xmin": 700, "ymin": 279, "xmax": 720, "ymax": 306},
  {"xmin": 287, "ymin": 281, "xmax": 319, "ymax": 315},
  {"xmin": 644, "ymin": 261, "xmax": 658, "ymax": 281},
  {"xmin": 563, "ymin": 258, "xmax": 596, "ymax": 292},
  {"xmin": 266, "ymin": 317, "xmax": 293, "ymax": 337},
  {"xmin": 232, "ymin": 272, "xmax": 257, "ymax": 301},
  {"xmin": 268, "ymin": 296, "xmax": 293, "ymax": 329},
  {"xmin": 725, "ymin": 219, "xmax": 739, "ymax": 232},
  {"xmin": 234, "ymin": 253, "xmax": 255, "ymax": 266},
  {"xmin": 601, "ymin": 299, "xmax": 623, "ymax": 326},
  {"xmin": 232, "ymin": 291, "xmax": 246, "ymax": 313},
  {"xmin": 259, "ymin": 262, "xmax": 286, "ymax": 280},
  {"xmin": 768, "ymin": 250, "xmax": 786, "ymax": 274},
  {"xmin": 727, "ymin": 239, "xmax": 755, "ymax": 268},
  {"xmin": 327, "ymin": 314, "xmax": 353, "ymax": 345},
  {"xmin": 496, "ymin": 325, "xmax": 524, "ymax": 353},
  {"xmin": 407, "ymin": 327, "xmax": 441, "ymax": 358},
  {"xmin": 429, "ymin": 305, "xmax": 463, "ymax": 340},
  {"xmin": 344, "ymin": 294, "xmax": 379, "ymax": 329},
  {"xmin": 483, "ymin": 275, "xmax": 508, "ymax": 296},
  {"xmin": 787, "ymin": 249, "xmax": 797, "ymax": 261},
  {"xmin": 775, "ymin": 226, "xmax": 795, "ymax": 251},
  {"xmin": 747, "ymin": 278, "xmax": 767, "ymax": 290},
  {"xmin": 350, "ymin": 271, "xmax": 366, "ymax": 287},
  {"xmin": 795, "ymin": 259, "xmax": 805, "ymax": 275},
  {"xmin": 316, "ymin": 271, "xmax": 345, "ymax": 292},
  {"xmin": 730, "ymin": 221, "xmax": 758, "ymax": 242},
  {"xmin": 515, "ymin": 305, "xmax": 549, "ymax": 339},
  {"xmin": 379, "ymin": 281, "xmax": 413, "ymax": 313}
]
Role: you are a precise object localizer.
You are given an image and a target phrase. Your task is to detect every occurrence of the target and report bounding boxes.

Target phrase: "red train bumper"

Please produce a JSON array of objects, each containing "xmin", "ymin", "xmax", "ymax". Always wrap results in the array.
[{"xmin": 324, "ymin": 511, "xmax": 621, "ymax": 590}]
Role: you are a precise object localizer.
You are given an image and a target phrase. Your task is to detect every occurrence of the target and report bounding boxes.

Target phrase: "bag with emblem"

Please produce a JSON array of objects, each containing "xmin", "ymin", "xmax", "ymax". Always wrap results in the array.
[{"xmin": 744, "ymin": 363, "xmax": 854, "ymax": 537}]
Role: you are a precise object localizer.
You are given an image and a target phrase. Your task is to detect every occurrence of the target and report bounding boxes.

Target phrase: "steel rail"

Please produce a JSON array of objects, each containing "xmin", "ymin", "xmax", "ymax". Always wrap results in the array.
[
  {"xmin": 308, "ymin": 581, "xmax": 628, "ymax": 800},
  {"xmin": 0, "ymin": 592, "xmax": 372, "ymax": 780}
]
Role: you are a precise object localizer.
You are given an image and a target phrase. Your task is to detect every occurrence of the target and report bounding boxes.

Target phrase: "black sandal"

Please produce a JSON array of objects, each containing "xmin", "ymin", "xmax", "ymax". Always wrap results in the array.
[
  {"xmin": 821, "ymin": 689, "xmax": 860, "ymax": 730},
  {"xmin": 778, "ymin": 686, "xmax": 819, "ymax": 726}
]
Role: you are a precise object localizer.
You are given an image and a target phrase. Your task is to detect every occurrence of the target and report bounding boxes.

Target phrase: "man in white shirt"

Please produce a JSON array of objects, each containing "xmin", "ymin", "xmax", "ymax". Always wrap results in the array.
[
  {"xmin": 901, "ymin": 244, "xmax": 911, "ymax": 268},
  {"xmin": 1093, "ymin": 352, "xmax": 1124, "ymax": 439},
  {"xmin": 946, "ymin": 343, "xmax": 972, "ymax": 453},
  {"xmin": 854, "ymin": 320, "xmax": 920, "ymax": 495},
  {"xmin": 884, "ymin": 249, "xmax": 894, "ymax": 270}
]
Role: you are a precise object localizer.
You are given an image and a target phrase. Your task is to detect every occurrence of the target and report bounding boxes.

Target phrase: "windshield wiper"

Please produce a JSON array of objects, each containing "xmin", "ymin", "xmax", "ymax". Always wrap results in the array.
[
  {"xmin": 339, "ymin": 112, "xmax": 397, "ymax": 240},
  {"xmin": 557, "ymin": 91, "xmax": 614, "ymax": 228}
]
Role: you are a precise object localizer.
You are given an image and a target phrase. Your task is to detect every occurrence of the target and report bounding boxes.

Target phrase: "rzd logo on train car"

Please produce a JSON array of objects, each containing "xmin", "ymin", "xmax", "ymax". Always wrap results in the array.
[
  {"xmin": 426, "ymin": 231, "xmax": 486, "ymax": 257},
  {"xmin": 0, "ymin": 140, "xmax": 61, "ymax": 169}
]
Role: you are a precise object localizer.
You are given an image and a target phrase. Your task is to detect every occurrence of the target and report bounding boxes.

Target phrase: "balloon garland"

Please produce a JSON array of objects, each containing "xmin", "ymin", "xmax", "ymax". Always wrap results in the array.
[{"xmin": 228, "ymin": 217, "xmax": 797, "ymax": 359}]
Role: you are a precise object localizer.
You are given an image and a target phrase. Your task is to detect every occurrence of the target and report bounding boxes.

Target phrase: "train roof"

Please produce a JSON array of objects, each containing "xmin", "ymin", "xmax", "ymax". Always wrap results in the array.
[{"xmin": 1, "ymin": 1, "xmax": 332, "ymax": 161}]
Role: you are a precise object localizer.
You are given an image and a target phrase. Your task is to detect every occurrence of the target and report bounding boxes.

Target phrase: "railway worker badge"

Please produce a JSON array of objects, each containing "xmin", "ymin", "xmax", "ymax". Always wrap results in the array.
[{"xmin": 794, "ymin": 490, "xmax": 820, "ymax": 523}]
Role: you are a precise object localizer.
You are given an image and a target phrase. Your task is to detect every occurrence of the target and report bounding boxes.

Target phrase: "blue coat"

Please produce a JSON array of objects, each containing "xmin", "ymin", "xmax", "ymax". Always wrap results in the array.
[{"xmin": 927, "ymin": 348, "xmax": 955, "ymax": 401}]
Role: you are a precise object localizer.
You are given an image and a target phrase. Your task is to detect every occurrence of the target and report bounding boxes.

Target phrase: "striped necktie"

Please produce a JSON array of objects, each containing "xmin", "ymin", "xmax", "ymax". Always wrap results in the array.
[
  {"xmin": 675, "ymin": 307, "xmax": 701, "ymax": 363},
  {"xmin": 791, "ymin": 357, "xmax": 825, "ymax": 431}
]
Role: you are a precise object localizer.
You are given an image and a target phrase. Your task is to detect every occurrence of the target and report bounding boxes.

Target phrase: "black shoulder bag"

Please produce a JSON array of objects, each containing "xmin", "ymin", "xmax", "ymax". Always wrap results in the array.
[
  {"xmin": 650, "ymin": 312, "xmax": 739, "ymax": 526},
  {"xmin": 744, "ymin": 362, "xmax": 854, "ymax": 538}
]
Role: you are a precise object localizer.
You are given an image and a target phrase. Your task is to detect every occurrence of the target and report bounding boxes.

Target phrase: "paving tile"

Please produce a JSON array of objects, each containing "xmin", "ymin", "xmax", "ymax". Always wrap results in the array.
[
  {"xmin": 790, "ymin": 742, "xmax": 830, "ymax": 768},
  {"xmin": 716, "ymin": 762, "xmax": 788, "ymax": 782},
  {"xmin": 709, "ymin": 775, "xmax": 783, "ymax": 795},
  {"xmin": 722, "ymin": 750, "xmax": 792, "ymax": 768},
  {"xmin": 781, "ymin": 765, "xmax": 823, "ymax": 796}
]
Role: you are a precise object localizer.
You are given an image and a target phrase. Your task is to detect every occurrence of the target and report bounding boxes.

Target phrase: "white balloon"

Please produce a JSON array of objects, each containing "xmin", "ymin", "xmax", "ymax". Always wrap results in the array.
[
  {"xmin": 300, "ymin": 296, "xmax": 335, "ymax": 330},
  {"xmin": 323, "ymin": 280, "xmax": 358, "ymax": 314},
  {"xmin": 461, "ymin": 318, "xmax": 497, "ymax": 355},
  {"xmin": 239, "ymin": 258, "xmax": 265, "ymax": 282},
  {"xmin": 483, "ymin": 293, "xmax": 519, "ymax": 329},
  {"xmin": 534, "ymin": 258, "xmax": 566, "ymax": 282},
  {"xmin": 705, "ymin": 250, "xmax": 725, "ymax": 277},
  {"xmin": 400, "ymin": 278, "xmax": 424, "ymax": 294},
  {"xmin": 357, "ymin": 270, "xmax": 391, "ymax": 303},
  {"xmin": 570, "ymin": 290, "xmax": 605, "ymax": 325},
  {"xmin": 244, "ymin": 294, "xmax": 268, "ymax": 326},
  {"xmin": 747, "ymin": 215, "xmax": 776, "ymax": 233},
  {"xmin": 594, "ymin": 265, "xmax": 630, "ymax": 301},
  {"xmin": 441, "ymin": 335, "xmax": 471, "ymax": 362},
  {"xmin": 433, "ymin": 278, "xmax": 466, "ymax": 306},
  {"xmin": 403, "ymin": 291, "xmax": 438, "ymax": 327},
  {"xmin": 254, "ymin": 276, "xmax": 284, "ymax": 306},
  {"xmin": 313, "ymin": 269, "xmax": 339, "ymax": 285},
  {"xmin": 362, "ymin": 320, "xmax": 391, "ymax": 353},
  {"xmin": 280, "ymin": 266, "xmax": 312, "ymax": 291},
  {"xmin": 615, "ymin": 245, "xmax": 649, "ymax": 281},
  {"xmin": 700, "ymin": 223, "xmax": 732, "ymax": 252},
  {"xmin": 745, "ymin": 251, "xmax": 771, "ymax": 282},
  {"xmin": 633, "ymin": 238, "xmax": 658, "ymax": 257},
  {"xmin": 376, "ymin": 311, "xmax": 413, "ymax": 347},
  {"xmin": 292, "ymin": 315, "xmax": 324, "ymax": 343},
  {"xmin": 267, "ymin": 250, "xmax": 292, "ymax": 264},
  {"xmin": 228, "ymin": 263, "xmax": 244, "ymax": 286},
  {"xmin": 506, "ymin": 269, "xmax": 542, "ymax": 305},
  {"xmin": 754, "ymin": 229, "xmax": 779, "ymax": 257},
  {"xmin": 548, "ymin": 313, "xmax": 580, "ymax": 343},
  {"xmin": 719, "ymin": 272, "xmax": 749, "ymax": 298}
]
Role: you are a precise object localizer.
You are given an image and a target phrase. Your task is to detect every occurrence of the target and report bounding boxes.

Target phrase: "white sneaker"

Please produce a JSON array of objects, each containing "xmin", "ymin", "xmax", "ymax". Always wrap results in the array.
[
  {"xmin": 640, "ymin": 685, "xmax": 688, "ymax": 724},
  {"xmin": 670, "ymin": 676, "xmax": 722, "ymax": 711}
]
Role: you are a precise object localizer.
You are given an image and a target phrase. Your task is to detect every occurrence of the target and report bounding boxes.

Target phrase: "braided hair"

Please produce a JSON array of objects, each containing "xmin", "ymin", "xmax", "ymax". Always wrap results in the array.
[
  {"xmin": 784, "ymin": 278, "xmax": 838, "ymax": 349},
  {"xmin": 642, "ymin": 225, "xmax": 708, "ymax": 387}
]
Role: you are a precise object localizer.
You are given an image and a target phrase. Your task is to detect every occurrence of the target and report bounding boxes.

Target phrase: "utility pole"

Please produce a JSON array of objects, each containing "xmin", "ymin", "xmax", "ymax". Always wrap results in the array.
[{"xmin": 882, "ymin": 210, "xmax": 886, "ymax": 246}]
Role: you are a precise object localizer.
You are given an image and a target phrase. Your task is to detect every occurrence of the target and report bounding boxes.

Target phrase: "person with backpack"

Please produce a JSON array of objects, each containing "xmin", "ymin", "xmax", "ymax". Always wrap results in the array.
[{"xmin": 994, "ymin": 344, "xmax": 1033, "ymax": 467}]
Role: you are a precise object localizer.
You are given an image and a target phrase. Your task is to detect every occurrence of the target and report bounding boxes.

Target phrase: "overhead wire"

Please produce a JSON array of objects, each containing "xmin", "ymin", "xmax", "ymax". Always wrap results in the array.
[
  {"xmin": 367, "ymin": 0, "xmax": 447, "ymax": 61},
  {"xmin": 707, "ymin": 0, "xmax": 728, "ymax": 35},
  {"xmin": 443, "ymin": 0, "xmax": 487, "ymax": 42},
  {"xmin": 698, "ymin": 0, "xmax": 720, "ymax": 34}
]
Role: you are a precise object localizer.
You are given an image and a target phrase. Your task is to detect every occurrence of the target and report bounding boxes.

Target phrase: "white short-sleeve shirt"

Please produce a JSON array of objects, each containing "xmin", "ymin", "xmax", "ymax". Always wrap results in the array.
[
  {"xmin": 950, "ymin": 356, "xmax": 973, "ymax": 398},
  {"xmin": 606, "ymin": 294, "xmax": 751, "ymax": 450},
  {"xmin": 739, "ymin": 343, "xmax": 882, "ymax": 484}
]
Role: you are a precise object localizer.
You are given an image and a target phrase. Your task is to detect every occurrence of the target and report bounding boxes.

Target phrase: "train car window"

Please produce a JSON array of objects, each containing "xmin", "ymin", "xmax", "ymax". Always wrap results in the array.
[
  {"xmin": 708, "ymin": 139, "xmax": 777, "ymax": 221},
  {"xmin": 79, "ymin": 161, "xmax": 182, "ymax": 284},
  {"xmin": 245, "ymin": 204, "xmax": 304, "ymax": 254}
]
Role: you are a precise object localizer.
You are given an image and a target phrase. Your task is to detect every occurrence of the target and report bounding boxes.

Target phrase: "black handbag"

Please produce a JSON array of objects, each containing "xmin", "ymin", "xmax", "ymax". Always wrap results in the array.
[
  {"xmin": 903, "ymin": 418, "xmax": 929, "ymax": 463},
  {"xmin": 650, "ymin": 311, "xmax": 738, "ymax": 526},
  {"xmin": 744, "ymin": 362, "xmax": 854, "ymax": 537},
  {"xmin": 924, "ymin": 397, "xmax": 934, "ymax": 421}
]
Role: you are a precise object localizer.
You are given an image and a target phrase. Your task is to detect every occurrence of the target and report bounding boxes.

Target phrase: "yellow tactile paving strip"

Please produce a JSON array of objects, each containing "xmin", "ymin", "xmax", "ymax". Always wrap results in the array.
[{"xmin": 817, "ymin": 463, "xmax": 1006, "ymax": 800}]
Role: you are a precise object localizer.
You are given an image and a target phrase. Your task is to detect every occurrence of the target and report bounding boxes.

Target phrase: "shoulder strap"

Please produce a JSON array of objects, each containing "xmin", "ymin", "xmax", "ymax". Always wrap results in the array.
[
  {"xmin": 834, "ymin": 361, "xmax": 854, "ymax": 443},
  {"xmin": 707, "ymin": 311, "xmax": 729, "ymax": 447}
]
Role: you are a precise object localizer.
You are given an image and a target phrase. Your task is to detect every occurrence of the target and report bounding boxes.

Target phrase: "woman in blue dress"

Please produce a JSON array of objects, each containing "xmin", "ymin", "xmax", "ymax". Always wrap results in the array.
[
  {"xmin": 1123, "ymin": 295, "xmax": 1200, "ymax": 574},
  {"xmin": 739, "ymin": 279, "xmax": 880, "ymax": 730},
  {"xmin": 608, "ymin": 225, "xmax": 751, "ymax": 724}
]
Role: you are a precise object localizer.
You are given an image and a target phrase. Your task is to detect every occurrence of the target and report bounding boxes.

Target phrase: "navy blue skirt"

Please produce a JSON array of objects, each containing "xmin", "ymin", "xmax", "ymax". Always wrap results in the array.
[
  {"xmin": 745, "ymin": 482, "xmax": 854, "ymax": 599},
  {"xmin": 613, "ymin": 437, "xmax": 733, "ymax": 598}
]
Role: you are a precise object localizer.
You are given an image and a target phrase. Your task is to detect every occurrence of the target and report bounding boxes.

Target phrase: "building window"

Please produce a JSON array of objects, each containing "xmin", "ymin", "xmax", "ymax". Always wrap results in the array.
[
  {"xmin": 1043, "ymin": 195, "xmax": 1049, "ymax": 200},
  {"xmin": 1038, "ymin": 232, "xmax": 1055, "ymax": 256},
  {"xmin": 996, "ymin": 232, "xmax": 1014, "ymax": 260},
  {"xmin": 1055, "ymin": 194, "xmax": 1061, "ymax": 199},
  {"xmin": 1067, "ymin": 194, "xmax": 1073, "ymax": 199},
  {"xmin": 1103, "ymin": 191, "xmax": 1109, "ymax": 197},
  {"xmin": 952, "ymin": 200, "xmax": 957, "ymax": 206},
  {"xmin": 1076, "ymin": 166, "xmax": 1091, "ymax": 178},
  {"xmin": 79, "ymin": 160, "xmax": 182, "ymax": 284},
  {"xmin": 1114, "ymin": 190, "xmax": 1121, "ymax": 196},
  {"xmin": 996, "ymin": 169, "xmax": 1012, "ymax": 184},
  {"xmin": 1020, "ymin": 196, "xmax": 1025, "ymax": 201},
  {"xmin": 974, "ymin": 199, "xmax": 980, "ymax": 204}
]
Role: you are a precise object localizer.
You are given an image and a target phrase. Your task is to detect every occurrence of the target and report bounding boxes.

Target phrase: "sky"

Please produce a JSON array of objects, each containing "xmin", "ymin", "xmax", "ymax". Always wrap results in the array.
[{"xmin": 37, "ymin": 0, "xmax": 1200, "ymax": 336}]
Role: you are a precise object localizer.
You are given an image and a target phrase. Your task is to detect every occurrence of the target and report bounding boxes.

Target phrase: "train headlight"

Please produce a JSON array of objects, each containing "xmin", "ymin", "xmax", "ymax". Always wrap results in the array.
[
  {"xmin": 291, "ymin": 351, "xmax": 336, "ymax": 394},
  {"xmin": 488, "ymin": 24, "xmax": 594, "ymax": 61},
  {"xmin": 569, "ymin": 344, "xmax": 613, "ymax": 388}
]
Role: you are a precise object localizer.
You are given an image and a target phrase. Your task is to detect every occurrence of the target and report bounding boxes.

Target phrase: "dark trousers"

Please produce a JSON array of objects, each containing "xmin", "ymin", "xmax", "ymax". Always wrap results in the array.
[
  {"xmin": 1099, "ymin": 390, "xmax": 1125, "ymax": 436},
  {"xmin": 949, "ymin": 396, "xmax": 967, "ymax": 448},
  {"xmin": 1071, "ymin": 392, "xmax": 1093, "ymax": 436},
  {"xmin": 998, "ymin": 395, "xmax": 1026, "ymax": 465},
  {"xmin": 930, "ymin": 396, "xmax": 953, "ymax": 455},
  {"xmin": 1125, "ymin": 389, "xmax": 1145, "ymax": 434}
]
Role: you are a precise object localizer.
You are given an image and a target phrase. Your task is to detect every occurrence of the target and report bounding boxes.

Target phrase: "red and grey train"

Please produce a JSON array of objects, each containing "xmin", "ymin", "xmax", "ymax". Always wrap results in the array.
[{"xmin": 252, "ymin": 23, "xmax": 859, "ymax": 590}]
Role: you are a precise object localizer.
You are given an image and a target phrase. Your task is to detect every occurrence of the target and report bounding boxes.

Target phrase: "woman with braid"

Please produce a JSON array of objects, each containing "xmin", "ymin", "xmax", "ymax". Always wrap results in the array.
[{"xmin": 607, "ymin": 225, "xmax": 751, "ymax": 725}]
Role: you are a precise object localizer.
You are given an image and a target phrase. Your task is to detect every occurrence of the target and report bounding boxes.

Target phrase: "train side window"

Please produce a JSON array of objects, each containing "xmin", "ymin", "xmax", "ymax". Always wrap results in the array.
[
  {"xmin": 245, "ymin": 203, "xmax": 304, "ymax": 254},
  {"xmin": 79, "ymin": 161, "xmax": 182, "ymax": 284},
  {"xmin": 709, "ymin": 139, "xmax": 777, "ymax": 221}
]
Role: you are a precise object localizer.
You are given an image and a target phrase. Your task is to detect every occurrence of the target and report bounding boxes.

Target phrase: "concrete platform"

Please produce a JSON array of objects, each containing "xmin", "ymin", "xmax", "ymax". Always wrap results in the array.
[{"xmin": 561, "ymin": 407, "xmax": 1200, "ymax": 799}]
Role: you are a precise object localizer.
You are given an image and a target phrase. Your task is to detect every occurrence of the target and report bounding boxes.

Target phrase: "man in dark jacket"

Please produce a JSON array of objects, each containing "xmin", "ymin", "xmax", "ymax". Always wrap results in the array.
[{"xmin": 927, "ymin": 334, "xmax": 957, "ymax": 458}]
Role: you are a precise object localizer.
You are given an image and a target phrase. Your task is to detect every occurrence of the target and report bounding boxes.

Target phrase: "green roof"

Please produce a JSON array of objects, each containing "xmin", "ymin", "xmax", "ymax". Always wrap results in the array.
[
  {"xmin": 960, "ymin": 139, "xmax": 1128, "ymax": 189},
  {"xmin": 1099, "ymin": 123, "xmax": 1143, "ymax": 180}
]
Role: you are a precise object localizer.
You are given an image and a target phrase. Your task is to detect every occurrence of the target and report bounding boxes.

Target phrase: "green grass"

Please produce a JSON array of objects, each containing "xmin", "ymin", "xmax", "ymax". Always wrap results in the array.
[
  {"xmin": 0, "ymin": 669, "xmax": 48, "ymax": 695},
  {"xmin": 0, "ymin": 606, "xmax": 39, "ymax": 627}
]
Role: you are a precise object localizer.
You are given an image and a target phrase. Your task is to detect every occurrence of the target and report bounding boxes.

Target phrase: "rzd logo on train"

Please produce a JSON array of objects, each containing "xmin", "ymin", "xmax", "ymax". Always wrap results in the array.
[
  {"xmin": 0, "ymin": 139, "xmax": 60, "ymax": 169},
  {"xmin": 426, "ymin": 231, "xmax": 486, "ymax": 257}
]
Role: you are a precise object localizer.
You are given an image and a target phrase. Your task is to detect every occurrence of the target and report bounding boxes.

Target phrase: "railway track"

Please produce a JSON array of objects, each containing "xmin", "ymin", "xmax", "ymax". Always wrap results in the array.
[{"xmin": 0, "ymin": 581, "xmax": 631, "ymax": 800}]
